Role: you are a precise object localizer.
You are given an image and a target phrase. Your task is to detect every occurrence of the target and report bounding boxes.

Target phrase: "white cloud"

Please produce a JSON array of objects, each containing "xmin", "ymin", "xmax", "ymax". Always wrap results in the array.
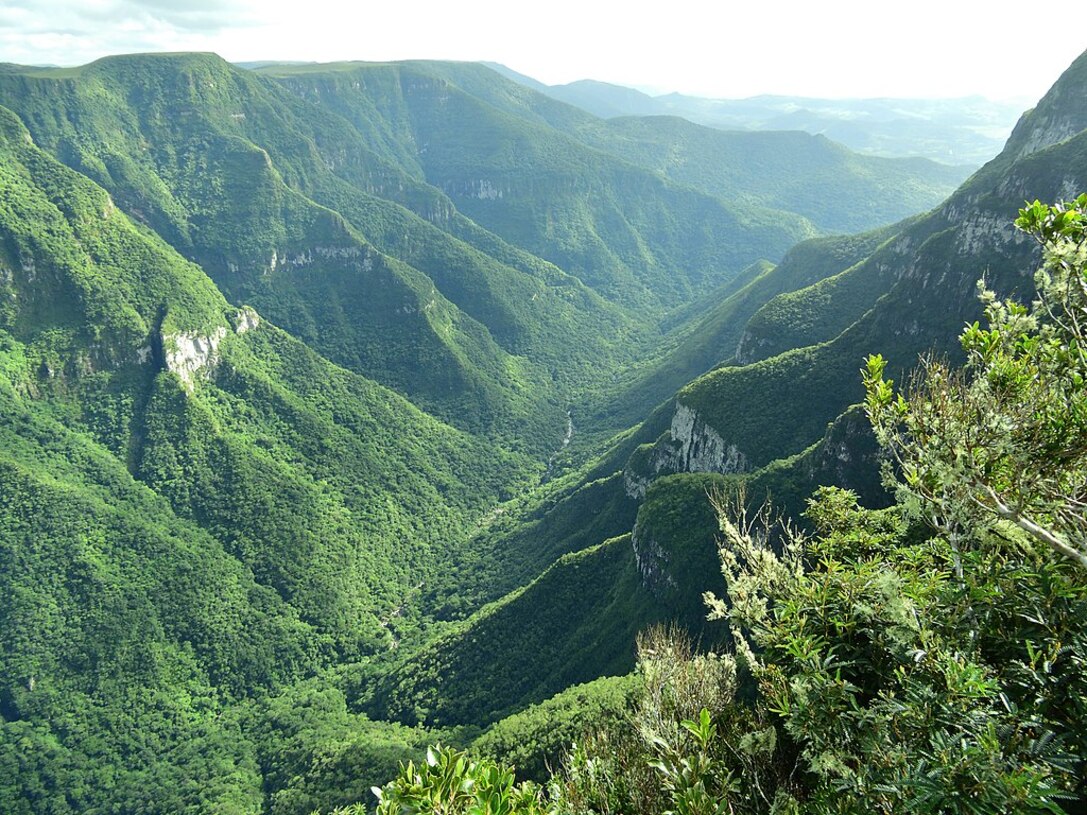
[
  {"xmin": 0, "ymin": 0, "xmax": 1083, "ymax": 104},
  {"xmin": 0, "ymin": 0, "xmax": 269, "ymax": 65}
]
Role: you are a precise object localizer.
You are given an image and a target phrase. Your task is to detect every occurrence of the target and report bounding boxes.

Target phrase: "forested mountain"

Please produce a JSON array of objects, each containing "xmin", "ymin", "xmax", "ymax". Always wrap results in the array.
[
  {"xmin": 0, "ymin": 46, "xmax": 1083, "ymax": 815},
  {"xmin": 0, "ymin": 54, "xmax": 599, "ymax": 449},
  {"xmin": 0, "ymin": 54, "xmax": 963, "ymax": 450},
  {"xmin": 0, "ymin": 105, "xmax": 534, "ymax": 811},
  {"xmin": 633, "ymin": 47, "xmax": 1087, "ymax": 496},
  {"xmin": 257, "ymin": 60, "xmax": 963, "ymax": 297},
  {"xmin": 370, "ymin": 49, "xmax": 1087, "ymax": 741},
  {"xmin": 486, "ymin": 63, "xmax": 1022, "ymax": 166}
]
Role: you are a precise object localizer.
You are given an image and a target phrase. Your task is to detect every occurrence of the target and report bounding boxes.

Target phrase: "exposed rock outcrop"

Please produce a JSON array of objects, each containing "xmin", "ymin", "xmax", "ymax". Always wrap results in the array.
[
  {"xmin": 623, "ymin": 402, "xmax": 748, "ymax": 499},
  {"xmin": 473, "ymin": 180, "xmax": 504, "ymax": 200},
  {"xmin": 734, "ymin": 332, "xmax": 771, "ymax": 366},
  {"xmin": 163, "ymin": 326, "xmax": 227, "ymax": 389},
  {"xmin": 1005, "ymin": 51, "xmax": 1087, "ymax": 161},
  {"xmin": 622, "ymin": 467, "xmax": 653, "ymax": 501},
  {"xmin": 233, "ymin": 306, "xmax": 260, "ymax": 334},
  {"xmin": 631, "ymin": 520, "xmax": 677, "ymax": 596},
  {"xmin": 667, "ymin": 403, "xmax": 747, "ymax": 474}
]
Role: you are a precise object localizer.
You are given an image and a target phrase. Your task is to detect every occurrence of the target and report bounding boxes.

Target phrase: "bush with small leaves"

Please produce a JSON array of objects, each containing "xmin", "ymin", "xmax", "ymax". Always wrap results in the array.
[{"xmin": 368, "ymin": 745, "xmax": 549, "ymax": 815}]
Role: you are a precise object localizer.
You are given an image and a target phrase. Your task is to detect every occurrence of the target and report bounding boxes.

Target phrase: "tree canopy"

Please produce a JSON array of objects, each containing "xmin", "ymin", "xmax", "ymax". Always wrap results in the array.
[
  {"xmin": 864, "ymin": 195, "xmax": 1087, "ymax": 571},
  {"xmin": 357, "ymin": 199, "xmax": 1087, "ymax": 815}
]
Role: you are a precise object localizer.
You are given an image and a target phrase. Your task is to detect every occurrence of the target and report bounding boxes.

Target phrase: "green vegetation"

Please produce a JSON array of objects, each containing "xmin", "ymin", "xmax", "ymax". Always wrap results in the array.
[
  {"xmin": 2, "ymin": 42, "xmax": 1087, "ymax": 815},
  {"xmin": 0, "ymin": 53, "xmax": 982, "ymax": 453},
  {"xmin": 263, "ymin": 61, "xmax": 817, "ymax": 311},
  {"xmin": 292, "ymin": 61, "xmax": 965, "ymax": 233},
  {"xmin": 624, "ymin": 53, "xmax": 1087, "ymax": 500},
  {"xmin": 368, "ymin": 534, "xmax": 645, "ymax": 728},
  {"xmin": 249, "ymin": 682, "xmax": 431, "ymax": 815},
  {"xmin": 474, "ymin": 675, "xmax": 637, "ymax": 782},
  {"xmin": 736, "ymin": 235, "xmax": 905, "ymax": 364},
  {"xmin": 572, "ymin": 117, "xmax": 967, "ymax": 234},
  {"xmin": 865, "ymin": 196, "xmax": 1087, "ymax": 570},
  {"xmin": 0, "ymin": 89, "xmax": 536, "ymax": 812},
  {"xmin": 373, "ymin": 745, "xmax": 549, "ymax": 815},
  {"xmin": 586, "ymin": 221, "xmax": 910, "ymax": 441},
  {"xmin": 0, "ymin": 53, "xmax": 629, "ymax": 449},
  {"xmin": 365, "ymin": 470, "xmax": 730, "ymax": 731},
  {"xmin": 334, "ymin": 198, "xmax": 1087, "ymax": 815}
]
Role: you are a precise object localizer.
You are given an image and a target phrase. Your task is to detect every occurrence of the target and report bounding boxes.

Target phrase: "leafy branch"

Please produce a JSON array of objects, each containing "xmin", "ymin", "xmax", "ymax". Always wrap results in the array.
[{"xmin": 864, "ymin": 195, "xmax": 1087, "ymax": 569}]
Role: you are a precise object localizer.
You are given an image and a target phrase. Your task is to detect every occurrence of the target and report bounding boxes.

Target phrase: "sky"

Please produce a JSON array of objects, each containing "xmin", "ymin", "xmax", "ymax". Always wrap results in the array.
[{"xmin": 0, "ymin": 0, "xmax": 1084, "ymax": 103}]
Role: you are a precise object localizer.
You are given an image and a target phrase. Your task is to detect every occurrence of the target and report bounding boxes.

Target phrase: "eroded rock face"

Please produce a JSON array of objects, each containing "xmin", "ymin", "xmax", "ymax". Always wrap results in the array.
[
  {"xmin": 160, "ymin": 308, "xmax": 262, "ymax": 388},
  {"xmin": 1014, "ymin": 117, "xmax": 1083, "ymax": 160},
  {"xmin": 623, "ymin": 468, "xmax": 653, "ymax": 501},
  {"xmin": 163, "ymin": 326, "xmax": 227, "ymax": 389},
  {"xmin": 623, "ymin": 402, "xmax": 748, "ymax": 499},
  {"xmin": 1006, "ymin": 54, "xmax": 1087, "ymax": 161},
  {"xmin": 1013, "ymin": 111, "xmax": 1087, "ymax": 161},
  {"xmin": 443, "ymin": 178, "xmax": 513, "ymax": 200},
  {"xmin": 233, "ymin": 306, "xmax": 260, "ymax": 334},
  {"xmin": 734, "ymin": 332, "xmax": 770, "ymax": 366},
  {"xmin": 227, "ymin": 246, "xmax": 372, "ymax": 276},
  {"xmin": 665, "ymin": 403, "xmax": 748, "ymax": 476},
  {"xmin": 800, "ymin": 407, "xmax": 891, "ymax": 509},
  {"xmin": 473, "ymin": 180, "xmax": 503, "ymax": 200},
  {"xmin": 953, "ymin": 210, "xmax": 1022, "ymax": 257},
  {"xmin": 631, "ymin": 521, "xmax": 677, "ymax": 596}
]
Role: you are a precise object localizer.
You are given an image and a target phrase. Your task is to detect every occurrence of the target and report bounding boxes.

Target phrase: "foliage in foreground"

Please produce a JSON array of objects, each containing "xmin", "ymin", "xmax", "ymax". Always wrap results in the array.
[
  {"xmin": 374, "ymin": 746, "xmax": 548, "ymax": 815},
  {"xmin": 351, "ymin": 201, "xmax": 1087, "ymax": 814},
  {"xmin": 864, "ymin": 195, "xmax": 1087, "ymax": 571}
]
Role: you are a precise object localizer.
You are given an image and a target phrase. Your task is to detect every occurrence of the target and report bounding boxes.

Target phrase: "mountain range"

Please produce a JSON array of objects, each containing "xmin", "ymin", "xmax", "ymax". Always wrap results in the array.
[
  {"xmin": 0, "ymin": 48, "xmax": 1084, "ymax": 814},
  {"xmin": 485, "ymin": 62, "xmax": 1024, "ymax": 166}
]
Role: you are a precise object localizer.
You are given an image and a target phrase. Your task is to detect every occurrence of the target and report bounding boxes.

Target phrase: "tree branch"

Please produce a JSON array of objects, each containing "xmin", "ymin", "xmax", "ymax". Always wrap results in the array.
[{"xmin": 982, "ymin": 485, "xmax": 1087, "ymax": 570}]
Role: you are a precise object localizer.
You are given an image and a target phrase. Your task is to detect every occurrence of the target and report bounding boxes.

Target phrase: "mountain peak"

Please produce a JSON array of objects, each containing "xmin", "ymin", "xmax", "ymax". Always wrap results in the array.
[{"xmin": 1005, "ymin": 48, "xmax": 1087, "ymax": 160}]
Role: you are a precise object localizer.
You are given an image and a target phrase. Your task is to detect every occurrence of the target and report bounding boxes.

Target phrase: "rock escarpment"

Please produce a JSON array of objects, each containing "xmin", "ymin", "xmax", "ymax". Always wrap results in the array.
[
  {"xmin": 161, "ymin": 308, "xmax": 260, "ymax": 389},
  {"xmin": 623, "ymin": 402, "xmax": 748, "ymax": 500}
]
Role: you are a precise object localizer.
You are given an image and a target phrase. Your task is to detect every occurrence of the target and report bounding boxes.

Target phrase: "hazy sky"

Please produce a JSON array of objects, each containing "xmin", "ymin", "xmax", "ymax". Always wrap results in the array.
[{"xmin": 1, "ymin": 0, "xmax": 1084, "ymax": 102}]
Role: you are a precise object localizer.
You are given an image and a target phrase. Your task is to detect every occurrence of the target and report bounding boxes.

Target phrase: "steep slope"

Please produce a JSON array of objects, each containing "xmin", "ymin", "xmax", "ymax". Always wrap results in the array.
[
  {"xmin": 626, "ymin": 49, "xmax": 1087, "ymax": 499},
  {"xmin": 5, "ymin": 49, "xmax": 1081, "ymax": 814},
  {"xmin": 0, "ymin": 382, "xmax": 309, "ymax": 814},
  {"xmin": 372, "ymin": 51, "xmax": 1087, "ymax": 741},
  {"xmin": 368, "ymin": 473, "xmax": 728, "ymax": 728},
  {"xmin": 2, "ymin": 92, "xmax": 545, "ymax": 641},
  {"xmin": 7, "ymin": 53, "xmax": 953, "ymax": 452},
  {"xmin": 260, "ymin": 60, "xmax": 818, "ymax": 311},
  {"xmin": 586, "ymin": 220, "xmax": 912, "ymax": 438},
  {"xmin": 0, "ymin": 54, "xmax": 642, "ymax": 449},
  {"xmin": 317, "ymin": 61, "xmax": 965, "ymax": 236},
  {"xmin": 731, "ymin": 215, "xmax": 937, "ymax": 366},
  {"xmin": 0, "ymin": 104, "xmax": 532, "ymax": 812}
]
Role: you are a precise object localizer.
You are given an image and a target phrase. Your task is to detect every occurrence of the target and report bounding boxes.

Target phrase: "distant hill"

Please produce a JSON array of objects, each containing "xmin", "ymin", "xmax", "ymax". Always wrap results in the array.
[
  {"xmin": 487, "ymin": 63, "xmax": 1023, "ymax": 166},
  {"xmin": 265, "ymin": 60, "xmax": 968, "ymax": 238}
]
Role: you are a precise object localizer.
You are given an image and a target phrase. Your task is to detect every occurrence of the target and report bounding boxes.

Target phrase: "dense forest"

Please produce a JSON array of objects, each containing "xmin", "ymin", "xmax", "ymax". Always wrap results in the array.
[
  {"xmin": 0, "ymin": 46, "xmax": 1084, "ymax": 815},
  {"xmin": 354, "ymin": 196, "xmax": 1087, "ymax": 815}
]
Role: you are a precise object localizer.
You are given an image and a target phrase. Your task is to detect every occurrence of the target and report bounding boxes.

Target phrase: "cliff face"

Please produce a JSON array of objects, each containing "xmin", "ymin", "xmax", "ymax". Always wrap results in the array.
[
  {"xmin": 631, "ymin": 520, "xmax": 677, "ymax": 596},
  {"xmin": 161, "ymin": 308, "xmax": 260, "ymax": 389},
  {"xmin": 662, "ymin": 403, "xmax": 749, "ymax": 476},
  {"xmin": 623, "ymin": 401, "xmax": 749, "ymax": 500},
  {"xmin": 1005, "ymin": 51, "xmax": 1087, "ymax": 162},
  {"xmin": 162, "ymin": 327, "xmax": 228, "ymax": 389},
  {"xmin": 620, "ymin": 49, "xmax": 1087, "ymax": 511}
]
